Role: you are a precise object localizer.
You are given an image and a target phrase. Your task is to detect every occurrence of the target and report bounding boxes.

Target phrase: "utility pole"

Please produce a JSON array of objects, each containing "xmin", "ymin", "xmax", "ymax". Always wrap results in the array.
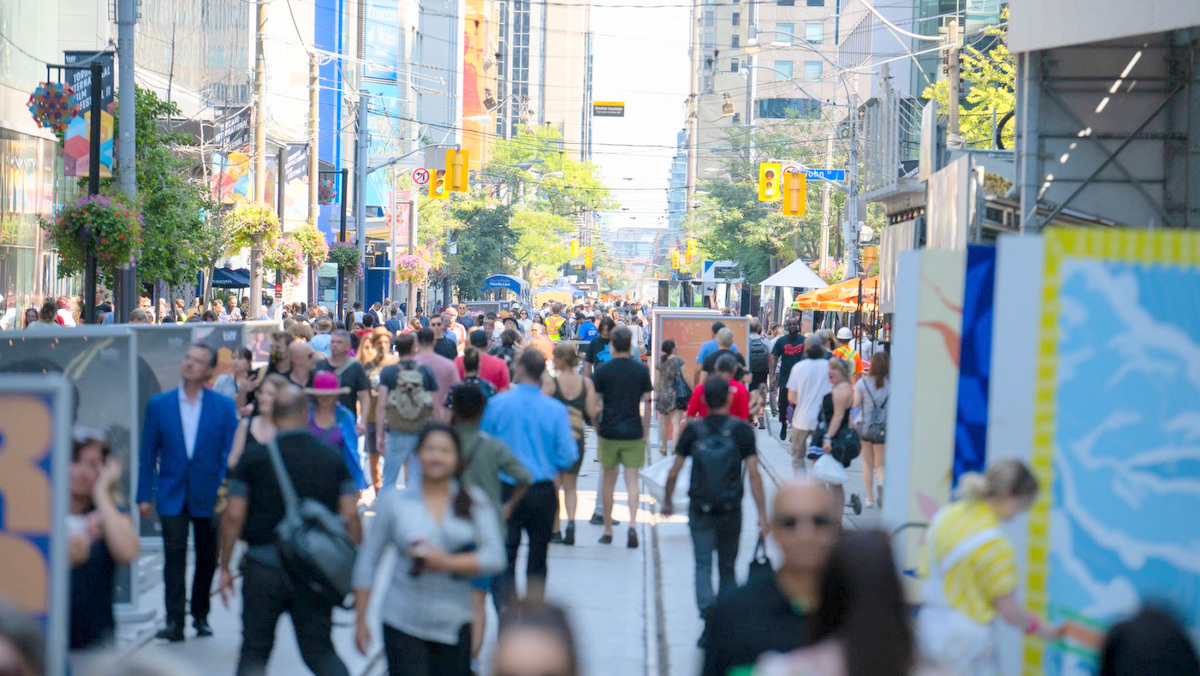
[
  {"xmin": 947, "ymin": 19, "xmax": 961, "ymax": 144},
  {"xmin": 406, "ymin": 187, "xmax": 420, "ymax": 316},
  {"xmin": 116, "ymin": 0, "xmax": 138, "ymax": 323},
  {"xmin": 820, "ymin": 135, "xmax": 832, "ymax": 265},
  {"xmin": 307, "ymin": 53, "xmax": 319, "ymax": 308},
  {"xmin": 745, "ymin": 0, "xmax": 758, "ymax": 148},
  {"xmin": 249, "ymin": 0, "xmax": 268, "ymax": 321},
  {"xmin": 844, "ymin": 92, "xmax": 860, "ymax": 279},
  {"xmin": 354, "ymin": 94, "xmax": 370, "ymax": 304}
]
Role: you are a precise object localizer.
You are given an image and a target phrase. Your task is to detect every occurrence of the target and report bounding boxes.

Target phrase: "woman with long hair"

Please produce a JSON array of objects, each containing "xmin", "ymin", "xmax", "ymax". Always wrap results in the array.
[
  {"xmin": 353, "ymin": 424, "xmax": 505, "ymax": 676},
  {"xmin": 917, "ymin": 460, "xmax": 1062, "ymax": 674},
  {"xmin": 818, "ymin": 358, "xmax": 855, "ymax": 527},
  {"xmin": 305, "ymin": 371, "xmax": 368, "ymax": 493},
  {"xmin": 24, "ymin": 299, "xmax": 59, "ymax": 330},
  {"xmin": 214, "ymin": 348, "xmax": 254, "ymax": 403},
  {"xmin": 451, "ymin": 345, "xmax": 498, "ymax": 405},
  {"xmin": 493, "ymin": 602, "xmax": 580, "ymax": 676},
  {"xmin": 518, "ymin": 309, "xmax": 533, "ymax": 335},
  {"xmin": 542, "ymin": 343, "xmax": 598, "ymax": 546},
  {"xmin": 227, "ymin": 374, "xmax": 287, "ymax": 471},
  {"xmin": 68, "ymin": 429, "xmax": 139, "ymax": 649},
  {"xmin": 22, "ymin": 307, "xmax": 38, "ymax": 328},
  {"xmin": 360, "ymin": 328, "xmax": 397, "ymax": 492},
  {"xmin": 654, "ymin": 339, "xmax": 686, "ymax": 455},
  {"xmin": 852, "ymin": 351, "xmax": 889, "ymax": 508}
]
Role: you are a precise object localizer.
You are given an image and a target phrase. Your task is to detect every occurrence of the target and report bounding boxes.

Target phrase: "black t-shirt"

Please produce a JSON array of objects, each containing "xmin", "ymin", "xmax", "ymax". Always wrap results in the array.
[
  {"xmin": 675, "ymin": 414, "xmax": 757, "ymax": 462},
  {"xmin": 702, "ymin": 348, "xmax": 747, "ymax": 380},
  {"xmin": 228, "ymin": 430, "xmax": 354, "ymax": 546},
  {"xmin": 380, "ymin": 360, "xmax": 438, "ymax": 393},
  {"xmin": 592, "ymin": 357, "xmax": 653, "ymax": 440},
  {"xmin": 316, "ymin": 358, "xmax": 371, "ymax": 413},
  {"xmin": 70, "ymin": 525, "xmax": 115, "ymax": 649},
  {"xmin": 703, "ymin": 575, "xmax": 810, "ymax": 676},
  {"xmin": 585, "ymin": 335, "xmax": 611, "ymax": 366},
  {"xmin": 772, "ymin": 334, "xmax": 806, "ymax": 383},
  {"xmin": 434, "ymin": 336, "xmax": 458, "ymax": 361}
]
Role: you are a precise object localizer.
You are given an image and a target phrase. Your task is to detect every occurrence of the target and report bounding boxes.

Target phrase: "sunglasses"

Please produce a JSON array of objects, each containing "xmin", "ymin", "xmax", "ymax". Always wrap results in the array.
[{"xmin": 773, "ymin": 513, "xmax": 836, "ymax": 532}]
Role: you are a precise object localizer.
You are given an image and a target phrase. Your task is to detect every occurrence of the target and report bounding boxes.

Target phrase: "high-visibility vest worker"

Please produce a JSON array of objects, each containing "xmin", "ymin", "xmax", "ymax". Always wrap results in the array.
[
  {"xmin": 834, "ymin": 327, "xmax": 863, "ymax": 375},
  {"xmin": 545, "ymin": 312, "xmax": 566, "ymax": 342}
]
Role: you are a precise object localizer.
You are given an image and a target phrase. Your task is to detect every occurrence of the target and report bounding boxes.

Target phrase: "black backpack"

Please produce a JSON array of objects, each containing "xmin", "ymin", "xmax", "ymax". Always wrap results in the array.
[
  {"xmin": 748, "ymin": 336, "xmax": 770, "ymax": 374},
  {"xmin": 689, "ymin": 417, "xmax": 745, "ymax": 513}
]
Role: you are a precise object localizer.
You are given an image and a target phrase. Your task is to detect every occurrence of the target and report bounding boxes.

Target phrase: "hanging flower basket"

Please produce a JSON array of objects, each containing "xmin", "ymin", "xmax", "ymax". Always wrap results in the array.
[
  {"xmin": 809, "ymin": 258, "xmax": 845, "ymax": 285},
  {"xmin": 41, "ymin": 194, "xmax": 142, "ymax": 287},
  {"xmin": 328, "ymin": 241, "xmax": 364, "ymax": 281},
  {"xmin": 28, "ymin": 82, "xmax": 79, "ymax": 133},
  {"xmin": 318, "ymin": 178, "xmax": 337, "ymax": 205},
  {"xmin": 395, "ymin": 252, "xmax": 430, "ymax": 286},
  {"xmin": 264, "ymin": 237, "xmax": 306, "ymax": 283},
  {"xmin": 227, "ymin": 202, "xmax": 280, "ymax": 253},
  {"xmin": 292, "ymin": 221, "xmax": 329, "ymax": 268}
]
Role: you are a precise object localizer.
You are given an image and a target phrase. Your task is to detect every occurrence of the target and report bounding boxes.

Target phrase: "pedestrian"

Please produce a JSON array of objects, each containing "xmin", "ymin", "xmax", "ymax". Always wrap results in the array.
[
  {"xmin": 360, "ymin": 328, "xmax": 397, "ymax": 492},
  {"xmin": 285, "ymin": 340, "xmax": 319, "ymax": 389},
  {"xmin": 344, "ymin": 301, "xmax": 365, "ymax": 329},
  {"xmin": 415, "ymin": 304, "xmax": 429, "ymax": 328},
  {"xmin": 450, "ymin": 385, "xmax": 533, "ymax": 667},
  {"xmin": 22, "ymin": 306, "xmax": 38, "ymax": 329},
  {"xmin": 655, "ymin": 340, "xmax": 687, "ymax": 456},
  {"xmin": 687, "ymin": 353, "xmax": 752, "ymax": 423},
  {"xmin": 577, "ymin": 312, "xmax": 598, "ymax": 342},
  {"xmin": 542, "ymin": 342, "xmax": 598, "ymax": 545},
  {"xmin": 404, "ymin": 317, "xmax": 423, "ymax": 334},
  {"xmin": 310, "ymin": 319, "xmax": 334, "ymax": 357},
  {"xmin": 265, "ymin": 330, "xmax": 294, "ymax": 377},
  {"xmin": 316, "ymin": 329, "xmax": 373, "ymax": 431},
  {"xmin": 518, "ymin": 309, "xmax": 532, "ymax": 335},
  {"xmin": 456, "ymin": 330, "xmax": 511, "ymax": 392},
  {"xmin": 492, "ymin": 602, "xmax": 580, "ymax": 676},
  {"xmin": 353, "ymin": 424, "xmax": 505, "ymax": 676},
  {"xmin": 214, "ymin": 347, "xmax": 253, "ymax": 403},
  {"xmin": 916, "ymin": 460, "xmax": 1062, "ymax": 674},
  {"xmin": 455, "ymin": 302, "xmax": 474, "ymax": 336},
  {"xmin": 1099, "ymin": 607, "xmax": 1200, "ymax": 676},
  {"xmin": 770, "ymin": 317, "xmax": 807, "ymax": 440},
  {"xmin": 376, "ymin": 332, "xmax": 440, "ymax": 490},
  {"xmin": 23, "ymin": 299, "xmax": 59, "ymax": 330},
  {"xmin": 219, "ymin": 386, "xmax": 361, "ymax": 676},
  {"xmin": 661, "ymin": 375, "xmax": 768, "ymax": 646},
  {"xmin": 700, "ymin": 328, "xmax": 747, "ymax": 384},
  {"xmin": 68, "ymin": 428, "xmax": 139, "ymax": 650},
  {"xmin": 747, "ymin": 319, "xmax": 771, "ymax": 427},
  {"xmin": 813, "ymin": 357, "xmax": 855, "ymax": 527},
  {"xmin": 413, "ymin": 327, "xmax": 462, "ymax": 422},
  {"xmin": 753, "ymin": 531, "xmax": 942, "ymax": 676},
  {"xmin": 448, "ymin": 344, "xmax": 498, "ymax": 407},
  {"xmin": 227, "ymin": 374, "xmax": 285, "ymax": 474},
  {"xmin": 305, "ymin": 371, "xmax": 369, "ymax": 493},
  {"xmin": 695, "ymin": 321, "xmax": 739, "ymax": 384},
  {"xmin": 545, "ymin": 303, "xmax": 567, "ymax": 342},
  {"xmin": 385, "ymin": 306, "xmax": 403, "ymax": 333},
  {"xmin": 430, "ymin": 314, "xmax": 460, "ymax": 361},
  {"xmin": 786, "ymin": 337, "xmax": 833, "ymax": 476},
  {"xmin": 56, "ymin": 295, "xmax": 77, "ymax": 326},
  {"xmin": 130, "ymin": 309, "xmax": 155, "ymax": 324},
  {"xmin": 446, "ymin": 307, "xmax": 468, "ymax": 348},
  {"xmin": 593, "ymin": 326, "xmax": 653, "ymax": 547},
  {"xmin": 490, "ymin": 328, "xmax": 521, "ymax": 368},
  {"xmin": 833, "ymin": 327, "xmax": 864, "ymax": 379},
  {"xmin": 702, "ymin": 480, "xmax": 835, "ymax": 676},
  {"xmin": 137, "ymin": 344, "xmax": 239, "ymax": 642},
  {"xmin": 0, "ymin": 601, "xmax": 43, "ymax": 676},
  {"xmin": 480, "ymin": 349, "xmax": 578, "ymax": 611},
  {"xmin": 583, "ymin": 316, "xmax": 616, "ymax": 377},
  {"xmin": 853, "ymin": 351, "xmax": 889, "ymax": 508}
]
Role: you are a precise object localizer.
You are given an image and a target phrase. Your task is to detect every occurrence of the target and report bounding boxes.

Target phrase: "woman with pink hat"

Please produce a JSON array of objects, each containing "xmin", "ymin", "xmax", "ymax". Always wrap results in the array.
[{"xmin": 305, "ymin": 371, "xmax": 368, "ymax": 492}]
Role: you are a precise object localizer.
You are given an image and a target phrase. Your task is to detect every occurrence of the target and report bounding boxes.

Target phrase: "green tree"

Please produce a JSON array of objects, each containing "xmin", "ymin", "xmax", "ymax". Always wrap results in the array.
[
  {"xmin": 921, "ymin": 11, "xmax": 1014, "ymax": 149},
  {"xmin": 445, "ymin": 196, "xmax": 518, "ymax": 299}
]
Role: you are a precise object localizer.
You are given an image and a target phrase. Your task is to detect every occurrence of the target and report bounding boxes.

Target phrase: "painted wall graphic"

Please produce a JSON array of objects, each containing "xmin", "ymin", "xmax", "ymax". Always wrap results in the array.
[
  {"xmin": 954, "ymin": 245, "xmax": 997, "ymax": 483},
  {"xmin": 1022, "ymin": 229, "xmax": 1200, "ymax": 674},
  {"xmin": 211, "ymin": 151, "xmax": 278, "ymax": 207}
]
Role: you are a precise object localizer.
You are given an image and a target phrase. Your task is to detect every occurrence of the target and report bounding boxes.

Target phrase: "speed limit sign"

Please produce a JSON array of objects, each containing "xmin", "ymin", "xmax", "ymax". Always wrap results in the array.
[{"xmin": 412, "ymin": 168, "xmax": 430, "ymax": 186}]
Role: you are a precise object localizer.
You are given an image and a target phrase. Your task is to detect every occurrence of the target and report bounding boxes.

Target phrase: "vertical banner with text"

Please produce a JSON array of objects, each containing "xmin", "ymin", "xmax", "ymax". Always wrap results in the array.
[{"xmin": 62, "ymin": 51, "xmax": 115, "ymax": 178}]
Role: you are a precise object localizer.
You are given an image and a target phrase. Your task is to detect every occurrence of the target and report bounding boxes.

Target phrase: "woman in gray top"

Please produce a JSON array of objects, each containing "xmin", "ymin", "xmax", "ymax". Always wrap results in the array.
[{"xmin": 353, "ymin": 423, "xmax": 505, "ymax": 676}]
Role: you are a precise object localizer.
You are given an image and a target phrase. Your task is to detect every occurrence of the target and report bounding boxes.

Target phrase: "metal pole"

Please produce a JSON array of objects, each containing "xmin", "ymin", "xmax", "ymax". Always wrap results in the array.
[
  {"xmin": 249, "ymin": 0, "xmax": 267, "ymax": 321},
  {"xmin": 308, "ymin": 54, "xmax": 319, "ymax": 224},
  {"xmin": 355, "ymin": 94, "xmax": 369, "ymax": 304},
  {"xmin": 389, "ymin": 170, "xmax": 398, "ymax": 303},
  {"xmin": 116, "ymin": 0, "xmax": 138, "ymax": 323},
  {"xmin": 336, "ymin": 169, "xmax": 349, "ymax": 315},
  {"xmin": 407, "ymin": 186, "xmax": 420, "ymax": 317},
  {"xmin": 83, "ymin": 62, "xmax": 103, "ymax": 324},
  {"xmin": 947, "ymin": 20, "xmax": 961, "ymax": 143},
  {"xmin": 845, "ymin": 92, "xmax": 859, "ymax": 279},
  {"xmin": 820, "ymin": 135, "xmax": 832, "ymax": 266}
]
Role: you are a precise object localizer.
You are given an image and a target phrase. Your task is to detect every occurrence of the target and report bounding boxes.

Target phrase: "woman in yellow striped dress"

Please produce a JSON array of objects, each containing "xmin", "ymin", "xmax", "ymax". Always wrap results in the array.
[{"xmin": 916, "ymin": 460, "xmax": 1063, "ymax": 675}]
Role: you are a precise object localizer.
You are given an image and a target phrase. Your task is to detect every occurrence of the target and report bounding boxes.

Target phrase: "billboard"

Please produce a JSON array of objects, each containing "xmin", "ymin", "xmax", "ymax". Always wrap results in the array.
[
  {"xmin": 362, "ymin": 0, "xmax": 400, "ymax": 82},
  {"xmin": 652, "ymin": 309, "xmax": 748, "ymax": 390},
  {"xmin": 462, "ymin": 0, "xmax": 489, "ymax": 168},
  {"xmin": 0, "ymin": 375, "xmax": 73, "ymax": 676}
]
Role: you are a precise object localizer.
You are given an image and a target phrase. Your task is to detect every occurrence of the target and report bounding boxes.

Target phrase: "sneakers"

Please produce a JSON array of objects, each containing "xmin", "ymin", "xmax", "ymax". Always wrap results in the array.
[
  {"xmin": 550, "ymin": 531, "xmax": 564, "ymax": 544},
  {"xmin": 779, "ymin": 424, "xmax": 788, "ymax": 441},
  {"xmin": 563, "ymin": 521, "xmax": 575, "ymax": 546},
  {"xmin": 627, "ymin": 528, "xmax": 639, "ymax": 549},
  {"xmin": 589, "ymin": 512, "xmax": 619, "ymax": 526},
  {"xmin": 599, "ymin": 533, "xmax": 613, "ymax": 544}
]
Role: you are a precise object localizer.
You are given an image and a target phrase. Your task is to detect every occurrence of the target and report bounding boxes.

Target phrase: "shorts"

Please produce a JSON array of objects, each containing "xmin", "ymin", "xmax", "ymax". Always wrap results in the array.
[
  {"xmin": 749, "ymin": 372, "xmax": 769, "ymax": 393},
  {"xmin": 564, "ymin": 442, "xmax": 585, "ymax": 474},
  {"xmin": 470, "ymin": 575, "xmax": 494, "ymax": 593},
  {"xmin": 598, "ymin": 437, "xmax": 646, "ymax": 470}
]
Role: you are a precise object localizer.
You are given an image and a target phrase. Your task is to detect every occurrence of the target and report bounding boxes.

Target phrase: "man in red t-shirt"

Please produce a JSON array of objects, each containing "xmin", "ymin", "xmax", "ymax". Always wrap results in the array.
[
  {"xmin": 455, "ymin": 330, "xmax": 511, "ymax": 391},
  {"xmin": 686, "ymin": 354, "xmax": 750, "ymax": 421}
]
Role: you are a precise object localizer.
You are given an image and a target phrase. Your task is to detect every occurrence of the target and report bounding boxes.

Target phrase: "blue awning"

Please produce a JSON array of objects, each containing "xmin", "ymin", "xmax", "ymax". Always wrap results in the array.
[
  {"xmin": 482, "ymin": 274, "xmax": 529, "ymax": 295},
  {"xmin": 211, "ymin": 267, "xmax": 251, "ymax": 288}
]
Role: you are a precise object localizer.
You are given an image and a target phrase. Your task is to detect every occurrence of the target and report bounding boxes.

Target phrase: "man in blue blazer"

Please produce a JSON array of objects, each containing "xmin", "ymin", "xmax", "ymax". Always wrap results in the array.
[{"xmin": 138, "ymin": 343, "xmax": 239, "ymax": 642}]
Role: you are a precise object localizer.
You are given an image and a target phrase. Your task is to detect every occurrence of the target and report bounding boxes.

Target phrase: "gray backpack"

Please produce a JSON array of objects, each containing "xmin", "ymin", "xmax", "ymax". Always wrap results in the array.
[{"xmin": 385, "ymin": 362, "xmax": 433, "ymax": 433}]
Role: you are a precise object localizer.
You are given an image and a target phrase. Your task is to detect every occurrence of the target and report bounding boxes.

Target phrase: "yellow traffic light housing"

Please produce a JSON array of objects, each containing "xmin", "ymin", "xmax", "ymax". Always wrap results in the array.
[
  {"xmin": 758, "ymin": 163, "xmax": 781, "ymax": 202},
  {"xmin": 584, "ymin": 247, "xmax": 593, "ymax": 268},
  {"xmin": 782, "ymin": 170, "xmax": 807, "ymax": 216},
  {"xmin": 429, "ymin": 170, "xmax": 448, "ymax": 199},
  {"xmin": 446, "ymin": 149, "xmax": 468, "ymax": 191},
  {"xmin": 671, "ymin": 250, "xmax": 681, "ymax": 269},
  {"xmin": 570, "ymin": 240, "xmax": 581, "ymax": 258}
]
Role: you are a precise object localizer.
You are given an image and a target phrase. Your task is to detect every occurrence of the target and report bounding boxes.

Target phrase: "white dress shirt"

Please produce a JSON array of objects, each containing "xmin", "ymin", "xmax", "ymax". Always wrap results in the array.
[{"xmin": 178, "ymin": 387, "xmax": 203, "ymax": 459}]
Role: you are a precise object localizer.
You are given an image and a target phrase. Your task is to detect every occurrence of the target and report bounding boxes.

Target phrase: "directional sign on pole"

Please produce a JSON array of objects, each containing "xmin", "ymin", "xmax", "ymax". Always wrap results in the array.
[
  {"xmin": 412, "ymin": 168, "xmax": 430, "ymax": 186},
  {"xmin": 805, "ymin": 168, "xmax": 846, "ymax": 181}
]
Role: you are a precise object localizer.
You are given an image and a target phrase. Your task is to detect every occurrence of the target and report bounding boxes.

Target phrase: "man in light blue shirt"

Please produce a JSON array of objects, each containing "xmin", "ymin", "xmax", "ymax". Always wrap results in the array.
[
  {"xmin": 695, "ymin": 321, "xmax": 739, "ymax": 382},
  {"xmin": 480, "ymin": 349, "xmax": 577, "ymax": 612},
  {"xmin": 310, "ymin": 319, "xmax": 333, "ymax": 357}
]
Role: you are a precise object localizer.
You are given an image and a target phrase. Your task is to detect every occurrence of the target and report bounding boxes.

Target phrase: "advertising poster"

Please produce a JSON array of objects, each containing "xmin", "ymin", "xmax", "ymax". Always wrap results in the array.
[
  {"xmin": 210, "ymin": 151, "xmax": 277, "ymax": 207},
  {"xmin": 0, "ymin": 374, "xmax": 72, "ymax": 676},
  {"xmin": 1019, "ymin": 229, "xmax": 1200, "ymax": 675},
  {"xmin": 462, "ymin": 0, "xmax": 489, "ymax": 168},
  {"xmin": 653, "ymin": 310, "xmax": 747, "ymax": 388},
  {"xmin": 362, "ymin": 0, "xmax": 400, "ymax": 82},
  {"xmin": 62, "ymin": 50, "xmax": 115, "ymax": 178},
  {"xmin": 283, "ymin": 143, "xmax": 310, "ymax": 222},
  {"xmin": 0, "ymin": 329, "xmax": 142, "ymax": 607},
  {"xmin": 243, "ymin": 320, "xmax": 283, "ymax": 366}
]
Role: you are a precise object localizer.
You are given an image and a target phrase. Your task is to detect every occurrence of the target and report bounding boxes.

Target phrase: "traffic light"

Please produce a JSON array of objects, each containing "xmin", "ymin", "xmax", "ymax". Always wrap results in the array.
[
  {"xmin": 782, "ymin": 170, "xmax": 807, "ymax": 216},
  {"xmin": 429, "ymin": 170, "xmax": 448, "ymax": 199},
  {"xmin": 671, "ymin": 250, "xmax": 681, "ymax": 269},
  {"xmin": 685, "ymin": 250, "xmax": 695, "ymax": 265},
  {"xmin": 758, "ymin": 162, "xmax": 781, "ymax": 202},
  {"xmin": 570, "ymin": 240, "xmax": 581, "ymax": 258},
  {"xmin": 686, "ymin": 237, "xmax": 697, "ymax": 253},
  {"xmin": 583, "ymin": 247, "xmax": 593, "ymax": 268},
  {"xmin": 446, "ymin": 149, "xmax": 468, "ymax": 191}
]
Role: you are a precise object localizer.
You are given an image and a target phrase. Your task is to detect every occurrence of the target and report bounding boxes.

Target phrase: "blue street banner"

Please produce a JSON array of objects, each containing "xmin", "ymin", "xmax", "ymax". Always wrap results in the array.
[{"xmin": 0, "ymin": 374, "xmax": 73, "ymax": 676}]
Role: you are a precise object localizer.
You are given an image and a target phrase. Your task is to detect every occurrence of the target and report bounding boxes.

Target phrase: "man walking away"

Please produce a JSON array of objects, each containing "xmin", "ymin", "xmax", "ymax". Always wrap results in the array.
[
  {"xmin": 456, "ymin": 330, "xmax": 511, "ymax": 392},
  {"xmin": 702, "ymin": 480, "xmax": 835, "ymax": 676},
  {"xmin": 770, "ymin": 317, "xmax": 806, "ymax": 440},
  {"xmin": 480, "ymin": 349, "xmax": 578, "ymax": 613},
  {"xmin": 220, "ymin": 386, "xmax": 362, "ymax": 676},
  {"xmin": 451, "ymin": 384, "xmax": 532, "ymax": 665},
  {"xmin": 413, "ymin": 327, "xmax": 462, "ymax": 422},
  {"xmin": 376, "ymin": 333, "xmax": 439, "ymax": 490},
  {"xmin": 592, "ymin": 327, "xmax": 653, "ymax": 548},
  {"xmin": 786, "ymin": 337, "xmax": 833, "ymax": 476},
  {"xmin": 310, "ymin": 319, "xmax": 334, "ymax": 357},
  {"xmin": 746, "ymin": 319, "xmax": 771, "ymax": 427},
  {"xmin": 662, "ymin": 376, "xmax": 768, "ymax": 647},
  {"xmin": 138, "ymin": 344, "xmax": 239, "ymax": 642},
  {"xmin": 700, "ymin": 328, "xmax": 746, "ymax": 384},
  {"xmin": 384, "ymin": 306, "xmax": 403, "ymax": 334}
]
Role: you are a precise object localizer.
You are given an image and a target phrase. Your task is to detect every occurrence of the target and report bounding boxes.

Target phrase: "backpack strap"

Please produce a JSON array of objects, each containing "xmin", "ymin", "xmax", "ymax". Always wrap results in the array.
[{"xmin": 264, "ymin": 437, "xmax": 300, "ymax": 516}]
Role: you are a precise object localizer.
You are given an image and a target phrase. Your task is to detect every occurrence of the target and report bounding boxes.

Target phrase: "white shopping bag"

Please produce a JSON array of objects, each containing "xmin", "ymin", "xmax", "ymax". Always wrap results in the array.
[
  {"xmin": 812, "ymin": 453, "xmax": 848, "ymax": 485},
  {"xmin": 640, "ymin": 455, "xmax": 691, "ymax": 513}
]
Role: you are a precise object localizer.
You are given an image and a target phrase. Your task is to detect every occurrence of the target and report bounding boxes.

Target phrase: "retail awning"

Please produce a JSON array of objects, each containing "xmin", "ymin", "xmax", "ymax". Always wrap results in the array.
[
  {"xmin": 792, "ymin": 276, "xmax": 879, "ymax": 311},
  {"xmin": 482, "ymin": 274, "xmax": 530, "ymax": 295},
  {"xmin": 759, "ymin": 258, "xmax": 829, "ymax": 291},
  {"xmin": 210, "ymin": 267, "xmax": 251, "ymax": 288}
]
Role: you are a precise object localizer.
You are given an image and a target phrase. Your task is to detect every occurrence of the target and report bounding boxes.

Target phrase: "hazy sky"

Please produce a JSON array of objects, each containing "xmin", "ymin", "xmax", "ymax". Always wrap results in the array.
[{"xmin": 588, "ymin": 0, "xmax": 691, "ymax": 231}]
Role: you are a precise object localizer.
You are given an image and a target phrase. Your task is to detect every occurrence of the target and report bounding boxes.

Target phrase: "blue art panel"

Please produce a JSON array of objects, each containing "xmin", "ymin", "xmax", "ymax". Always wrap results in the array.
[{"xmin": 953, "ymin": 244, "xmax": 996, "ymax": 484}]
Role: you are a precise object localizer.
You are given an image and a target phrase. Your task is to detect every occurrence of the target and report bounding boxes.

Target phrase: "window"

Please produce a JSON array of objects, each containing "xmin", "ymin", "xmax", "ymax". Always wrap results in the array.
[
  {"xmin": 804, "ymin": 60, "xmax": 822, "ymax": 81},
  {"xmin": 774, "ymin": 60, "xmax": 793, "ymax": 80},
  {"xmin": 731, "ymin": 58, "xmax": 740, "ymax": 72},
  {"xmin": 702, "ymin": 32, "xmax": 714, "ymax": 48},
  {"xmin": 731, "ymin": 34, "xmax": 740, "ymax": 48},
  {"xmin": 757, "ymin": 97, "xmax": 821, "ymax": 119},
  {"xmin": 731, "ymin": 12, "xmax": 740, "ymax": 26},
  {"xmin": 805, "ymin": 22, "xmax": 823, "ymax": 44},
  {"xmin": 703, "ymin": 10, "xmax": 714, "ymax": 27},
  {"xmin": 776, "ymin": 22, "xmax": 794, "ymax": 44},
  {"xmin": 806, "ymin": 0, "xmax": 823, "ymax": 5},
  {"xmin": 777, "ymin": 0, "xmax": 795, "ymax": 6}
]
